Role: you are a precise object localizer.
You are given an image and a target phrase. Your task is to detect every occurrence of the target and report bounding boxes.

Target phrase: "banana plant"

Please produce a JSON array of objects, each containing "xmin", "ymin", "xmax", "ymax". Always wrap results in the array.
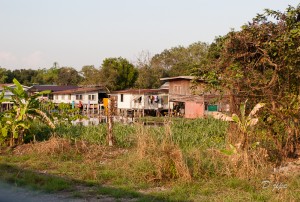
[
  {"xmin": 1, "ymin": 78, "xmax": 55, "ymax": 146},
  {"xmin": 211, "ymin": 100, "xmax": 265, "ymax": 150}
]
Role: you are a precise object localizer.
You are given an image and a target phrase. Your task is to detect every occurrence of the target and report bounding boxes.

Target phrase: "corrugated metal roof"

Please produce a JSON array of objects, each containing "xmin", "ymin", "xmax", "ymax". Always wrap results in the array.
[
  {"xmin": 28, "ymin": 85, "xmax": 79, "ymax": 92},
  {"xmin": 52, "ymin": 87, "xmax": 106, "ymax": 95},
  {"xmin": 0, "ymin": 84, "xmax": 30, "ymax": 90},
  {"xmin": 169, "ymin": 94, "xmax": 204, "ymax": 102},
  {"xmin": 0, "ymin": 84, "xmax": 14, "ymax": 90},
  {"xmin": 112, "ymin": 88, "xmax": 168, "ymax": 94},
  {"xmin": 160, "ymin": 81, "xmax": 169, "ymax": 89},
  {"xmin": 160, "ymin": 76, "xmax": 196, "ymax": 81}
]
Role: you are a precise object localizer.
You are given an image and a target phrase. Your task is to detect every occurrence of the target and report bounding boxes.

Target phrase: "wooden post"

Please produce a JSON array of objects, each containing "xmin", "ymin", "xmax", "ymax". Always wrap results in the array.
[{"xmin": 107, "ymin": 96, "xmax": 114, "ymax": 146}]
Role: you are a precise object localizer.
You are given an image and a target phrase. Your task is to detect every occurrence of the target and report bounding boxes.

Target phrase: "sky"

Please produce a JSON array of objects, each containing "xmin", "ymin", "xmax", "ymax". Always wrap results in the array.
[{"xmin": 0, "ymin": 0, "xmax": 299, "ymax": 70}]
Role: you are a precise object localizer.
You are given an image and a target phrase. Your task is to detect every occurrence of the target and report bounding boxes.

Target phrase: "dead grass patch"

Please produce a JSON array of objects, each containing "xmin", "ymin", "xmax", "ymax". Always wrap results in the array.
[
  {"xmin": 12, "ymin": 137, "xmax": 127, "ymax": 163},
  {"xmin": 134, "ymin": 123, "xmax": 191, "ymax": 182}
]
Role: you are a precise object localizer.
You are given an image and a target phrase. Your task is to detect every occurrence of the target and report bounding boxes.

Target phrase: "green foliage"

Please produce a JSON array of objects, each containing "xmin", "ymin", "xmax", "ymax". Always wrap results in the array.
[
  {"xmin": 55, "ymin": 123, "xmax": 137, "ymax": 148},
  {"xmin": 197, "ymin": 4, "xmax": 300, "ymax": 157},
  {"xmin": 0, "ymin": 68, "xmax": 13, "ymax": 83},
  {"xmin": 100, "ymin": 57, "xmax": 138, "ymax": 90},
  {"xmin": 0, "ymin": 78, "xmax": 55, "ymax": 146},
  {"xmin": 56, "ymin": 67, "xmax": 82, "ymax": 85},
  {"xmin": 135, "ymin": 51, "xmax": 167, "ymax": 89},
  {"xmin": 54, "ymin": 118, "xmax": 228, "ymax": 150},
  {"xmin": 11, "ymin": 69, "xmax": 38, "ymax": 86},
  {"xmin": 80, "ymin": 65, "xmax": 101, "ymax": 86},
  {"xmin": 152, "ymin": 42, "xmax": 209, "ymax": 77},
  {"xmin": 0, "ymin": 62, "xmax": 84, "ymax": 86}
]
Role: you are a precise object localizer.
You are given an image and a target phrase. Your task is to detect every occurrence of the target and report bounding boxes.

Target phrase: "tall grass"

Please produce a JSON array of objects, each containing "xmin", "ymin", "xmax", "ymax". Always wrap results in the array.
[
  {"xmin": 34, "ymin": 117, "xmax": 228, "ymax": 149},
  {"xmin": 3, "ymin": 117, "xmax": 297, "ymax": 201},
  {"xmin": 31, "ymin": 118, "xmax": 271, "ymax": 181},
  {"xmin": 55, "ymin": 123, "xmax": 137, "ymax": 148}
]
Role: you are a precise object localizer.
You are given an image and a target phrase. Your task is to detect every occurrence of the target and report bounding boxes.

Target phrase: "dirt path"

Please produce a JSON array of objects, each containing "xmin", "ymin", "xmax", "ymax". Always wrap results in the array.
[{"xmin": 0, "ymin": 181, "xmax": 135, "ymax": 202}]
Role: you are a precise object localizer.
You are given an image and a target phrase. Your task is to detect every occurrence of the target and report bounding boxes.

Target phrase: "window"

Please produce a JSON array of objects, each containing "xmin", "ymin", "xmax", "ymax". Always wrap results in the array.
[
  {"xmin": 76, "ymin": 94, "xmax": 83, "ymax": 100},
  {"xmin": 68, "ymin": 94, "xmax": 71, "ymax": 100},
  {"xmin": 61, "ymin": 95, "xmax": 65, "ymax": 100},
  {"xmin": 174, "ymin": 85, "xmax": 182, "ymax": 94},
  {"xmin": 88, "ymin": 95, "xmax": 95, "ymax": 100},
  {"xmin": 120, "ymin": 94, "xmax": 124, "ymax": 102},
  {"xmin": 54, "ymin": 95, "xmax": 58, "ymax": 100}
]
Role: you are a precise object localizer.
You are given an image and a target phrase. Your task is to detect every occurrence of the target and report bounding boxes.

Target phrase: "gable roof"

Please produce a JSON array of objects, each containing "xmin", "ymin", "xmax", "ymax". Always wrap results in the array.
[
  {"xmin": 160, "ymin": 76, "xmax": 195, "ymax": 81},
  {"xmin": 28, "ymin": 85, "xmax": 79, "ymax": 93},
  {"xmin": 0, "ymin": 84, "xmax": 13, "ymax": 90},
  {"xmin": 160, "ymin": 76, "xmax": 205, "ymax": 82},
  {"xmin": 0, "ymin": 83, "xmax": 30, "ymax": 91},
  {"xmin": 52, "ymin": 87, "xmax": 106, "ymax": 95},
  {"xmin": 112, "ymin": 89, "xmax": 168, "ymax": 95},
  {"xmin": 159, "ymin": 81, "xmax": 169, "ymax": 89}
]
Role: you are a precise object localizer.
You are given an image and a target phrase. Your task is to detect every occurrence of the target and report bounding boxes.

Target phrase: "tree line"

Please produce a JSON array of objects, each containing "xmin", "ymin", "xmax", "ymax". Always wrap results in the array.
[{"xmin": 0, "ymin": 42, "xmax": 208, "ymax": 91}]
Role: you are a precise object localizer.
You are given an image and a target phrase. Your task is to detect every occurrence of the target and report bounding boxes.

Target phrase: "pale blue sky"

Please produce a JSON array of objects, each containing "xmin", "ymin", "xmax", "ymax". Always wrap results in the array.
[{"xmin": 0, "ymin": 0, "xmax": 299, "ymax": 70}]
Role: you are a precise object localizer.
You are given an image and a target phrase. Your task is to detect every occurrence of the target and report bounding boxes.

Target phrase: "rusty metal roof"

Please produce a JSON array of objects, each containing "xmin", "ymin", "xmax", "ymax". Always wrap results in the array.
[
  {"xmin": 28, "ymin": 85, "xmax": 79, "ymax": 92},
  {"xmin": 160, "ymin": 76, "xmax": 196, "ymax": 81},
  {"xmin": 112, "ymin": 88, "xmax": 168, "ymax": 94},
  {"xmin": 52, "ymin": 87, "xmax": 106, "ymax": 95}
]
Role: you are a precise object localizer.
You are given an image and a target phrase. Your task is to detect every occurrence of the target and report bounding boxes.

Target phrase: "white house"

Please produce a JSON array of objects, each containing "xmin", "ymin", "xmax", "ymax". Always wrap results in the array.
[
  {"xmin": 52, "ymin": 87, "xmax": 107, "ymax": 113},
  {"xmin": 28, "ymin": 85, "xmax": 78, "ymax": 101},
  {"xmin": 112, "ymin": 89, "xmax": 169, "ymax": 117}
]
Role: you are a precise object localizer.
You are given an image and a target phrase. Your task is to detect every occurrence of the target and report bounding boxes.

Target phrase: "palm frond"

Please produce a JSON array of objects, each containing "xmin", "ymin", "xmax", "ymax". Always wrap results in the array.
[
  {"xmin": 248, "ymin": 103, "xmax": 265, "ymax": 118},
  {"xmin": 34, "ymin": 109, "xmax": 56, "ymax": 129}
]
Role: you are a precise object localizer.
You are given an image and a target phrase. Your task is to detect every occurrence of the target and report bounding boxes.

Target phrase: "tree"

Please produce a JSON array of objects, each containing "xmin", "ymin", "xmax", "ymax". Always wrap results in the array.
[
  {"xmin": 135, "ymin": 51, "xmax": 167, "ymax": 89},
  {"xmin": 99, "ymin": 57, "xmax": 138, "ymax": 91},
  {"xmin": 80, "ymin": 65, "xmax": 101, "ymax": 86},
  {"xmin": 11, "ymin": 69, "xmax": 38, "ymax": 86},
  {"xmin": 1, "ymin": 79, "xmax": 55, "ymax": 146},
  {"xmin": 57, "ymin": 67, "xmax": 82, "ymax": 85},
  {"xmin": 0, "ymin": 68, "xmax": 13, "ymax": 84},
  {"xmin": 198, "ymin": 5, "xmax": 300, "ymax": 157},
  {"xmin": 151, "ymin": 42, "xmax": 209, "ymax": 77}
]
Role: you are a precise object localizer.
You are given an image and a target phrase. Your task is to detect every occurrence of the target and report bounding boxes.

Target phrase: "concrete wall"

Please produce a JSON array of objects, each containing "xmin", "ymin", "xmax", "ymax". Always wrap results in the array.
[
  {"xmin": 185, "ymin": 101, "xmax": 204, "ymax": 118},
  {"xmin": 53, "ymin": 92, "xmax": 99, "ymax": 105}
]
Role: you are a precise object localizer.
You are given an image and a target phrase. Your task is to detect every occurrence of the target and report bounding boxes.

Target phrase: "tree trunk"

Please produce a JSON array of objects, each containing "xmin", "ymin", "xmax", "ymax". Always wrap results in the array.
[{"xmin": 241, "ymin": 131, "xmax": 248, "ymax": 151}]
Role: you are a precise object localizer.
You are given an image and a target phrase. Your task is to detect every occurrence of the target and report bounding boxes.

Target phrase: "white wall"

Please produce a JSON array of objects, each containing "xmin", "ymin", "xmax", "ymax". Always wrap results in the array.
[
  {"xmin": 117, "ymin": 93, "xmax": 169, "ymax": 110},
  {"xmin": 117, "ymin": 93, "xmax": 132, "ymax": 109},
  {"xmin": 53, "ymin": 92, "xmax": 99, "ymax": 105}
]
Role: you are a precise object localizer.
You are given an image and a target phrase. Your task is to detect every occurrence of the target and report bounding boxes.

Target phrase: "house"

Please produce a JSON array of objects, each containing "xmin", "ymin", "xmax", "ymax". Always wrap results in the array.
[
  {"xmin": 112, "ymin": 88, "xmax": 169, "ymax": 117},
  {"xmin": 0, "ymin": 83, "xmax": 30, "ymax": 111},
  {"xmin": 27, "ymin": 85, "xmax": 79, "ymax": 101},
  {"xmin": 52, "ymin": 87, "xmax": 108, "ymax": 114},
  {"xmin": 160, "ymin": 76, "xmax": 230, "ymax": 118}
]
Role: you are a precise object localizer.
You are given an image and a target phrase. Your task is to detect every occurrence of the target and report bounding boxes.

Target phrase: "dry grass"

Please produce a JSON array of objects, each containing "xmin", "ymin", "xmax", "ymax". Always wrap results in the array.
[
  {"xmin": 13, "ymin": 137, "xmax": 127, "ymax": 163},
  {"xmin": 135, "ymin": 123, "xmax": 191, "ymax": 182},
  {"xmin": 219, "ymin": 147, "xmax": 270, "ymax": 179}
]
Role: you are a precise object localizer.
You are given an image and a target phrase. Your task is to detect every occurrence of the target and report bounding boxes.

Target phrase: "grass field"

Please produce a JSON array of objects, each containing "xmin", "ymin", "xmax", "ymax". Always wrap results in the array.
[{"xmin": 0, "ymin": 118, "xmax": 299, "ymax": 201}]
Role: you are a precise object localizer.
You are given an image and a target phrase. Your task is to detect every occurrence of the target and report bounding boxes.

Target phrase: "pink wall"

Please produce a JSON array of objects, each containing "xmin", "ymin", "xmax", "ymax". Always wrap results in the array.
[{"xmin": 185, "ymin": 101, "xmax": 204, "ymax": 118}]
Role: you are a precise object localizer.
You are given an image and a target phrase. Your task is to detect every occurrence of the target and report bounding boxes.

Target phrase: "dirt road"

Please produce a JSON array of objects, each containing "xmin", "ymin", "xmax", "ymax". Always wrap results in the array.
[{"xmin": 0, "ymin": 181, "xmax": 128, "ymax": 202}]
